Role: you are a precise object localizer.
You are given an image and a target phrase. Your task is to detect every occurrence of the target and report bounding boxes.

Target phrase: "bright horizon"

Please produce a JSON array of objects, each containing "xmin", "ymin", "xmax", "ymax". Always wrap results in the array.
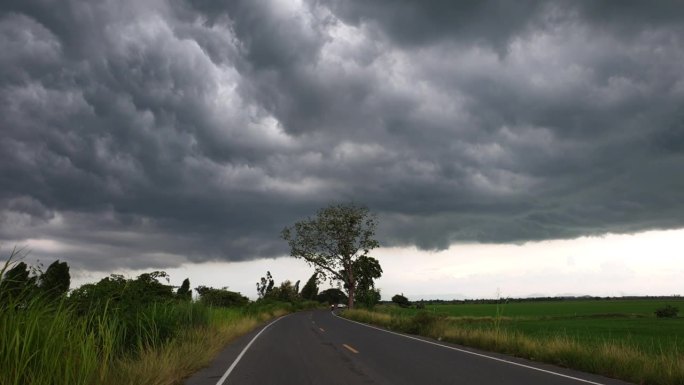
[{"xmin": 59, "ymin": 228, "xmax": 684, "ymax": 301}]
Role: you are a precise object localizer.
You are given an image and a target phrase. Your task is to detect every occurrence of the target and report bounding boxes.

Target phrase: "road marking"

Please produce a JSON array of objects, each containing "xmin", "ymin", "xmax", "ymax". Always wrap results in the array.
[
  {"xmin": 319, "ymin": 327, "xmax": 325, "ymax": 332},
  {"xmin": 215, "ymin": 315, "xmax": 288, "ymax": 385},
  {"xmin": 334, "ymin": 313, "xmax": 606, "ymax": 385},
  {"xmin": 342, "ymin": 343, "xmax": 359, "ymax": 354}
]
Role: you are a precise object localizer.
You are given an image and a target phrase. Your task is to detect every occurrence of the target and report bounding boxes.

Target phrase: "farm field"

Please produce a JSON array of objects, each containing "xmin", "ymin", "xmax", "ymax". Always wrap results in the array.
[
  {"xmin": 380, "ymin": 298, "xmax": 684, "ymax": 318},
  {"xmin": 344, "ymin": 298, "xmax": 684, "ymax": 384},
  {"xmin": 377, "ymin": 299, "xmax": 684, "ymax": 354}
]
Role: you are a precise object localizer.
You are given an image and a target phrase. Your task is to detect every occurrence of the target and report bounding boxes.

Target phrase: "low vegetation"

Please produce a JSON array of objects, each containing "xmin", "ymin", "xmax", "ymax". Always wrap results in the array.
[
  {"xmin": 1, "ymin": 248, "xmax": 320, "ymax": 385},
  {"xmin": 342, "ymin": 299, "xmax": 684, "ymax": 385},
  {"xmin": 391, "ymin": 293, "xmax": 410, "ymax": 308},
  {"xmin": 655, "ymin": 304, "xmax": 679, "ymax": 318}
]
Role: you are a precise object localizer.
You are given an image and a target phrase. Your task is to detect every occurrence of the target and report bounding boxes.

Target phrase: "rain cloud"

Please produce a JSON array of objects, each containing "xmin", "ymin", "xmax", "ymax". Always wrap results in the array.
[{"xmin": 2, "ymin": 0, "xmax": 683, "ymax": 270}]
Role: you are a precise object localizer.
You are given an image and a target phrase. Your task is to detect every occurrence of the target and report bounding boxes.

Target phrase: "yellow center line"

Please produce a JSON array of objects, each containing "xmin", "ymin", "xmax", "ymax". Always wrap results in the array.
[{"xmin": 342, "ymin": 344, "xmax": 359, "ymax": 354}]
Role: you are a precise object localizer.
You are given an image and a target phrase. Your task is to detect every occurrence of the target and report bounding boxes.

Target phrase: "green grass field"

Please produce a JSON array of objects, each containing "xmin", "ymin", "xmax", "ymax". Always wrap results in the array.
[
  {"xmin": 342, "ymin": 299, "xmax": 684, "ymax": 384},
  {"xmin": 378, "ymin": 299, "xmax": 684, "ymax": 354},
  {"xmin": 382, "ymin": 298, "xmax": 684, "ymax": 317}
]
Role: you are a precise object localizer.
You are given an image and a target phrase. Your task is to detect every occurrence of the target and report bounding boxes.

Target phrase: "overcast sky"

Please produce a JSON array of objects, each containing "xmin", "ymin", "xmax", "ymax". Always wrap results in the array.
[{"xmin": 2, "ymin": 0, "xmax": 683, "ymax": 299}]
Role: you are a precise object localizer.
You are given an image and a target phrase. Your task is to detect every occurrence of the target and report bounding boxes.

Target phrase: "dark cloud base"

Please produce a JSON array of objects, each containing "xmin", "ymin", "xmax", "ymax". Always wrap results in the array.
[{"xmin": 1, "ymin": 0, "xmax": 683, "ymax": 270}]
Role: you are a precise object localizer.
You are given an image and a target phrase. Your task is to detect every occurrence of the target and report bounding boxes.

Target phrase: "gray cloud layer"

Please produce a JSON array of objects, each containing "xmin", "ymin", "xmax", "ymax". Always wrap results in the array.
[{"xmin": 2, "ymin": 0, "xmax": 683, "ymax": 270}]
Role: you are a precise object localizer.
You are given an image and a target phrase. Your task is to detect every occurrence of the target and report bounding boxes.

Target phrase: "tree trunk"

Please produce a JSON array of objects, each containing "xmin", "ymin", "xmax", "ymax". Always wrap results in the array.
[
  {"xmin": 346, "ymin": 259, "xmax": 355, "ymax": 308},
  {"xmin": 348, "ymin": 283, "xmax": 355, "ymax": 308}
]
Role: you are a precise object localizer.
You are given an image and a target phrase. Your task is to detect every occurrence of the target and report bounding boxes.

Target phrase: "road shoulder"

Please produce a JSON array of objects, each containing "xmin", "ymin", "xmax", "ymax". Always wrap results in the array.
[
  {"xmin": 333, "ymin": 310, "xmax": 634, "ymax": 385},
  {"xmin": 183, "ymin": 319, "xmax": 276, "ymax": 385}
]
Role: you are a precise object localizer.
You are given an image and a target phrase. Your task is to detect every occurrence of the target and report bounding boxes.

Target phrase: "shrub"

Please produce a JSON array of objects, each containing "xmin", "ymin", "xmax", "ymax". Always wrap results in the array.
[
  {"xmin": 408, "ymin": 311, "xmax": 441, "ymax": 335},
  {"xmin": 655, "ymin": 305, "xmax": 679, "ymax": 318},
  {"xmin": 300, "ymin": 273, "xmax": 319, "ymax": 300},
  {"xmin": 317, "ymin": 288, "xmax": 348, "ymax": 305},
  {"xmin": 195, "ymin": 286, "xmax": 249, "ymax": 307},
  {"xmin": 392, "ymin": 293, "xmax": 410, "ymax": 308},
  {"xmin": 356, "ymin": 288, "xmax": 381, "ymax": 309},
  {"xmin": 264, "ymin": 280, "xmax": 299, "ymax": 303}
]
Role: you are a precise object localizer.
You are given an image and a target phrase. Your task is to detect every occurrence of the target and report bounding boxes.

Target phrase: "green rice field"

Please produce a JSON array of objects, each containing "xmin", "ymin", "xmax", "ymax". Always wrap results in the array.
[
  {"xmin": 344, "ymin": 299, "xmax": 684, "ymax": 384},
  {"xmin": 379, "ymin": 299, "xmax": 684, "ymax": 355}
]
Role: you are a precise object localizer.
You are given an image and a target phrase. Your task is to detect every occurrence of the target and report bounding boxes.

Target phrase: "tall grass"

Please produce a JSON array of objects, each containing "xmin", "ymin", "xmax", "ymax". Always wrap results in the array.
[
  {"xmin": 0, "ymin": 290, "xmax": 299, "ymax": 385},
  {"xmin": 99, "ymin": 302, "xmax": 313, "ymax": 385},
  {"xmin": 103, "ymin": 307, "xmax": 269, "ymax": 385},
  {"xmin": 1, "ymin": 293, "xmax": 107, "ymax": 384},
  {"xmin": 0, "ymin": 249, "xmax": 307, "ymax": 385},
  {"xmin": 342, "ymin": 308, "xmax": 684, "ymax": 385}
]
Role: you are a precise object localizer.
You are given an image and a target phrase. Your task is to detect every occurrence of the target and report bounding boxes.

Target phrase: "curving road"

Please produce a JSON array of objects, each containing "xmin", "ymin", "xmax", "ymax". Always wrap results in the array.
[{"xmin": 184, "ymin": 310, "xmax": 632, "ymax": 385}]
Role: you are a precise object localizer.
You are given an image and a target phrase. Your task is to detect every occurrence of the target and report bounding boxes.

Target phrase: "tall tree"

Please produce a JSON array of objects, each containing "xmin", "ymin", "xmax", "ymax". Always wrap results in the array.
[
  {"xmin": 0, "ymin": 261, "xmax": 37, "ymax": 304},
  {"xmin": 344, "ymin": 255, "xmax": 382, "ymax": 294},
  {"xmin": 281, "ymin": 203, "xmax": 381, "ymax": 308},
  {"xmin": 39, "ymin": 260, "xmax": 70, "ymax": 299},
  {"xmin": 300, "ymin": 272, "xmax": 319, "ymax": 300},
  {"xmin": 256, "ymin": 271, "xmax": 274, "ymax": 299},
  {"xmin": 347, "ymin": 256, "xmax": 383, "ymax": 308},
  {"xmin": 267, "ymin": 280, "xmax": 299, "ymax": 302},
  {"xmin": 177, "ymin": 278, "xmax": 192, "ymax": 300}
]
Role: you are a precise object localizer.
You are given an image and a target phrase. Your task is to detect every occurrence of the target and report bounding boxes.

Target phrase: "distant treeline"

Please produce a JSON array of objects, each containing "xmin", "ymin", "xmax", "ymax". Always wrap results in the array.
[{"xmin": 400, "ymin": 295, "xmax": 683, "ymax": 305}]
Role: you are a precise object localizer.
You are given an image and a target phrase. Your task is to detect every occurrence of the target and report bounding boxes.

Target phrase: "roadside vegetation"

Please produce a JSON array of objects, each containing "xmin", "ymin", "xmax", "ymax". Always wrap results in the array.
[
  {"xmin": 1, "ymin": 247, "xmax": 320, "ymax": 385},
  {"xmin": 342, "ymin": 299, "xmax": 684, "ymax": 385},
  {"xmin": 4, "ymin": 203, "xmax": 383, "ymax": 385}
]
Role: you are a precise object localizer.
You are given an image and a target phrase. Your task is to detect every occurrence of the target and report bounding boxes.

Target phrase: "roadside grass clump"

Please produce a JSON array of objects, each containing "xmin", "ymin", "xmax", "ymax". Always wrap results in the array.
[
  {"xmin": 342, "ymin": 308, "xmax": 684, "ymax": 385},
  {"xmin": 0, "ymin": 250, "xmax": 108, "ymax": 385},
  {"xmin": 0, "ymin": 289, "xmax": 217, "ymax": 385},
  {"xmin": 102, "ymin": 306, "xmax": 280, "ymax": 385},
  {"xmin": 103, "ymin": 300, "xmax": 318, "ymax": 385},
  {"xmin": 0, "ymin": 288, "xmax": 116, "ymax": 385}
]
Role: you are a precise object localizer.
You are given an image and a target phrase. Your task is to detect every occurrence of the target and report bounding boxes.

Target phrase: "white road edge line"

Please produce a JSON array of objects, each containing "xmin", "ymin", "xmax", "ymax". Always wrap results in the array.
[
  {"xmin": 333, "ymin": 312, "xmax": 606, "ymax": 385},
  {"xmin": 215, "ymin": 315, "xmax": 289, "ymax": 385}
]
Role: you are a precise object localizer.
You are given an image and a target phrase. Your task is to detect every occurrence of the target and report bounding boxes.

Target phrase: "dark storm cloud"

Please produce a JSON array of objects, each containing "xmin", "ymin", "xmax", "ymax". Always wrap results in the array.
[
  {"xmin": 320, "ymin": 0, "xmax": 545, "ymax": 49},
  {"xmin": 1, "ymin": 0, "xmax": 683, "ymax": 270}
]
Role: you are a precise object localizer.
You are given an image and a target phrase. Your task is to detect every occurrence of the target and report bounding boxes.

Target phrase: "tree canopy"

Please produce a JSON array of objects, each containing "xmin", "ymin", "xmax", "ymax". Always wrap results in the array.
[
  {"xmin": 392, "ymin": 293, "xmax": 410, "ymax": 308},
  {"xmin": 265, "ymin": 280, "xmax": 299, "ymax": 302},
  {"xmin": 300, "ymin": 272, "xmax": 319, "ymax": 300},
  {"xmin": 176, "ymin": 278, "xmax": 192, "ymax": 300},
  {"xmin": 316, "ymin": 288, "xmax": 348, "ymax": 305},
  {"xmin": 1, "ymin": 256, "xmax": 71, "ymax": 304},
  {"xmin": 195, "ymin": 286, "xmax": 249, "ymax": 307},
  {"xmin": 39, "ymin": 260, "xmax": 70, "ymax": 299},
  {"xmin": 256, "ymin": 271, "xmax": 275, "ymax": 299},
  {"xmin": 69, "ymin": 271, "xmax": 177, "ymax": 314},
  {"xmin": 281, "ymin": 203, "xmax": 381, "ymax": 307},
  {"xmin": 0, "ymin": 261, "xmax": 37, "ymax": 304}
]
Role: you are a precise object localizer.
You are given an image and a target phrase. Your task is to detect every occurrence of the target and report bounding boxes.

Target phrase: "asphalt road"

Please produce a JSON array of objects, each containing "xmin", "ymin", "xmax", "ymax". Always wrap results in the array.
[{"xmin": 184, "ymin": 309, "xmax": 633, "ymax": 385}]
